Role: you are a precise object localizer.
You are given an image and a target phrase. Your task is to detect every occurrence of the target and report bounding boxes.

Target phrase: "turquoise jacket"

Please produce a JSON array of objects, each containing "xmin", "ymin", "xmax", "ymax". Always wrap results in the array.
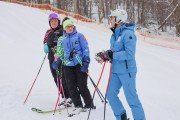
[{"xmin": 110, "ymin": 24, "xmax": 137, "ymax": 73}]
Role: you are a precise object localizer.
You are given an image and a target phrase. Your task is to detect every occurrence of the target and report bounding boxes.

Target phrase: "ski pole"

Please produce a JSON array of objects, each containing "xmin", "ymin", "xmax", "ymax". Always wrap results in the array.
[
  {"xmin": 58, "ymin": 69, "xmax": 70, "ymax": 115},
  {"xmin": 86, "ymin": 72, "xmax": 105, "ymax": 102},
  {"xmin": 103, "ymin": 63, "xmax": 112, "ymax": 120},
  {"xmin": 53, "ymin": 71, "xmax": 62, "ymax": 115},
  {"xmin": 54, "ymin": 71, "xmax": 61, "ymax": 114},
  {"xmin": 87, "ymin": 61, "xmax": 106, "ymax": 120},
  {"xmin": 75, "ymin": 55, "xmax": 105, "ymax": 101},
  {"xmin": 53, "ymin": 83, "xmax": 61, "ymax": 115},
  {"xmin": 24, "ymin": 54, "xmax": 47, "ymax": 105},
  {"xmin": 53, "ymin": 70, "xmax": 69, "ymax": 115}
]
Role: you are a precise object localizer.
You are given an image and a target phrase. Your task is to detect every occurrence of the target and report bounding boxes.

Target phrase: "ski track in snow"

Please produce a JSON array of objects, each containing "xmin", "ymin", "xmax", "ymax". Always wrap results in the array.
[{"xmin": 0, "ymin": 1, "xmax": 180, "ymax": 120}]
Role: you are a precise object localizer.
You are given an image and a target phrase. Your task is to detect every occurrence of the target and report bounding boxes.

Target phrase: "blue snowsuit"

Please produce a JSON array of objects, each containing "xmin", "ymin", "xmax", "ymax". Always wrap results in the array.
[
  {"xmin": 106, "ymin": 24, "xmax": 146, "ymax": 120},
  {"xmin": 56, "ymin": 28, "xmax": 93, "ymax": 108}
]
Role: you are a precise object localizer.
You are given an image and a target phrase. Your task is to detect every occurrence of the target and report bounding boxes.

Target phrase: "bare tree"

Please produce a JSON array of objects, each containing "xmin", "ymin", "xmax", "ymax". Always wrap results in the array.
[
  {"xmin": 36, "ymin": 0, "xmax": 42, "ymax": 4},
  {"xmin": 105, "ymin": 0, "xmax": 110, "ymax": 17},
  {"xmin": 21, "ymin": 0, "xmax": 179, "ymax": 36},
  {"xmin": 97, "ymin": 0, "xmax": 103, "ymax": 22},
  {"xmin": 89, "ymin": 0, "xmax": 92, "ymax": 19},
  {"xmin": 158, "ymin": 0, "xmax": 180, "ymax": 29},
  {"xmin": 44, "ymin": 0, "xmax": 50, "ymax": 4}
]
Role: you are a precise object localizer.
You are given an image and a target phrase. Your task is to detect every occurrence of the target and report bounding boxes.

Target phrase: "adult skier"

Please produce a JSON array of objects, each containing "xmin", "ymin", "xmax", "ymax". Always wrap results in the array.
[
  {"xmin": 95, "ymin": 9, "xmax": 146, "ymax": 120},
  {"xmin": 43, "ymin": 13, "xmax": 72, "ymax": 106}
]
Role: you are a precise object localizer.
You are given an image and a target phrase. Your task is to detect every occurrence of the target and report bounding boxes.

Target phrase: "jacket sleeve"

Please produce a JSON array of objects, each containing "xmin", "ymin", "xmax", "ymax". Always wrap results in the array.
[
  {"xmin": 56, "ymin": 37, "xmax": 64, "ymax": 59},
  {"xmin": 43, "ymin": 29, "xmax": 52, "ymax": 44},
  {"xmin": 56, "ymin": 36, "xmax": 70, "ymax": 65},
  {"xmin": 78, "ymin": 33, "xmax": 90, "ymax": 58},
  {"xmin": 113, "ymin": 32, "xmax": 136, "ymax": 61}
]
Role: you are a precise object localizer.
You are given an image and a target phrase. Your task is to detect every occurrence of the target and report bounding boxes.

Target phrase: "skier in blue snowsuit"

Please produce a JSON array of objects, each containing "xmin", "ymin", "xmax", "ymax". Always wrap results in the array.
[
  {"xmin": 95, "ymin": 9, "xmax": 146, "ymax": 120},
  {"xmin": 54, "ymin": 19, "xmax": 94, "ymax": 114}
]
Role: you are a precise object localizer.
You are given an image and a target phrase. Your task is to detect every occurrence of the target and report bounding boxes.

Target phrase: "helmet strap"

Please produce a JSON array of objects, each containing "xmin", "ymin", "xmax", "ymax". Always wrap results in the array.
[
  {"xmin": 113, "ymin": 17, "xmax": 122, "ymax": 29},
  {"xmin": 115, "ymin": 19, "xmax": 122, "ymax": 24},
  {"xmin": 112, "ymin": 17, "xmax": 117, "ymax": 29},
  {"xmin": 112, "ymin": 17, "xmax": 123, "ymax": 29},
  {"xmin": 115, "ymin": 19, "xmax": 124, "ymax": 28}
]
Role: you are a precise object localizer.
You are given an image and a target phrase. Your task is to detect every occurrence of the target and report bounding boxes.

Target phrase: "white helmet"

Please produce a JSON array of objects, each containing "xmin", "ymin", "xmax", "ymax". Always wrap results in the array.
[{"xmin": 108, "ymin": 9, "xmax": 128, "ymax": 23}]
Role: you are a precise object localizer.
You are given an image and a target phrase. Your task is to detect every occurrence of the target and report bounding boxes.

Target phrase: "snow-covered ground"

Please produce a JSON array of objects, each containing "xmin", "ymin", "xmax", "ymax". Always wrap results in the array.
[{"xmin": 0, "ymin": 1, "xmax": 180, "ymax": 120}]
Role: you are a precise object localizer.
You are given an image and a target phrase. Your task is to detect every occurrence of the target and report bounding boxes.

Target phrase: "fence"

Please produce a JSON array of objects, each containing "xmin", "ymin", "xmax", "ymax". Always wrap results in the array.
[
  {"xmin": 140, "ymin": 32, "xmax": 180, "ymax": 42},
  {"xmin": 0, "ymin": 0, "xmax": 93, "ymax": 22}
]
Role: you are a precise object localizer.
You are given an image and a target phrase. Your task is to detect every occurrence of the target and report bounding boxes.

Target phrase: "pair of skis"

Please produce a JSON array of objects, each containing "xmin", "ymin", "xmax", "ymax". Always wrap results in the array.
[
  {"xmin": 31, "ymin": 107, "xmax": 60, "ymax": 114},
  {"xmin": 31, "ymin": 107, "xmax": 74, "ymax": 117},
  {"xmin": 31, "ymin": 107, "xmax": 95, "ymax": 117}
]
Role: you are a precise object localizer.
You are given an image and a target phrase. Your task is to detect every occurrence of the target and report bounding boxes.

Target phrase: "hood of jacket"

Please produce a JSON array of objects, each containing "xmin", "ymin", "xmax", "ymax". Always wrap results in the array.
[{"xmin": 111, "ymin": 23, "xmax": 135, "ymax": 39}]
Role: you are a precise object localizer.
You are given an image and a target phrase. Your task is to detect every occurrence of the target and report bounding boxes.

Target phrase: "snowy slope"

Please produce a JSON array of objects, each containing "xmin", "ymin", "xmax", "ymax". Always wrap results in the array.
[{"xmin": 0, "ymin": 1, "xmax": 180, "ymax": 120}]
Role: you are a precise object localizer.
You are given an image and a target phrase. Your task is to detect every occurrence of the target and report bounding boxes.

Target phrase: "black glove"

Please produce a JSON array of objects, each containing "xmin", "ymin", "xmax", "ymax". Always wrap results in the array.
[
  {"xmin": 47, "ymin": 32, "xmax": 58, "ymax": 46},
  {"xmin": 104, "ymin": 50, "xmax": 113, "ymax": 61},
  {"xmin": 69, "ymin": 48, "xmax": 77, "ymax": 60}
]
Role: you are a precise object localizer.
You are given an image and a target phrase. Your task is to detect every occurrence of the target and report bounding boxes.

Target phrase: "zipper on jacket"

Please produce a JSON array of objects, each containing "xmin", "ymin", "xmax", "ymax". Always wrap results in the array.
[
  {"xmin": 123, "ymin": 44, "xmax": 131, "ymax": 78},
  {"xmin": 68, "ymin": 34, "xmax": 75, "ymax": 66},
  {"xmin": 67, "ymin": 42, "xmax": 69, "ymax": 49},
  {"xmin": 112, "ymin": 34, "xmax": 116, "ymax": 48},
  {"xmin": 71, "ymin": 42, "xmax": 76, "ymax": 65},
  {"xmin": 125, "ymin": 60, "xmax": 131, "ymax": 78}
]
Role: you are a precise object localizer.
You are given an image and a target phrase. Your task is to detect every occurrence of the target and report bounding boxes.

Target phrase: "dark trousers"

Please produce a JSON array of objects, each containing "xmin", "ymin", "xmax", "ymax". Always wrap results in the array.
[
  {"xmin": 49, "ymin": 60, "xmax": 70, "ymax": 98},
  {"xmin": 63, "ymin": 64, "xmax": 92, "ymax": 107}
]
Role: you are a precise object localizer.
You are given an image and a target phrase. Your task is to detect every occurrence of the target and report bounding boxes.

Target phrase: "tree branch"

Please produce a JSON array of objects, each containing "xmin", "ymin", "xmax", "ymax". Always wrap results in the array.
[{"xmin": 158, "ymin": 0, "xmax": 180, "ymax": 30}]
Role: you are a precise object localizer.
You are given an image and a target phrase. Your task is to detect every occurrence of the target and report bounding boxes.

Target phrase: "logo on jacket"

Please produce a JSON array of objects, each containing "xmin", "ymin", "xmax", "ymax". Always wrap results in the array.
[
  {"xmin": 129, "ymin": 36, "xmax": 133, "ymax": 40},
  {"xmin": 74, "ymin": 36, "xmax": 78, "ymax": 39},
  {"xmin": 75, "ymin": 41, "xmax": 79, "ymax": 46}
]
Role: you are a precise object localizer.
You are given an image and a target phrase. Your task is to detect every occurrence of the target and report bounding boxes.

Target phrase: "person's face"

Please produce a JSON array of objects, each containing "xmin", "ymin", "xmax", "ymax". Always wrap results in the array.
[
  {"xmin": 50, "ymin": 18, "xmax": 59, "ymax": 29},
  {"xmin": 65, "ymin": 25, "xmax": 74, "ymax": 34},
  {"xmin": 109, "ymin": 16, "xmax": 116, "ymax": 28}
]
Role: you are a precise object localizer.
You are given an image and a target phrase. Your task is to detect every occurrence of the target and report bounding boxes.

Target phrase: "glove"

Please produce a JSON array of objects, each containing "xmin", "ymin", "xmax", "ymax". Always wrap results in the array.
[
  {"xmin": 81, "ymin": 62, "xmax": 89, "ymax": 73},
  {"xmin": 52, "ymin": 58, "xmax": 62, "ymax": 70},
  {"xmin": 95, "ymin": 50, "xmax": 113, "ymax": 63},
  {"xmin": 69, "ymin": 48, "xmax": 77, "ymax": 60},
  {"xmin": 104, "ymin": 50, "xmax": 113, "ymax": 61},
  {"xmin": 52, "ymin": 61, "xmax": 59, "ymax": 70},
  {"xmin": 81, "ymin": 56, "xmax": 90, "ymax": 73},
  {"xmin": 95, "ymin": 50, "xmax": 105, "ymax": 63},
  {"xmin": 44, "ymin": 43, "xmax": 49, "ymax": 53}
]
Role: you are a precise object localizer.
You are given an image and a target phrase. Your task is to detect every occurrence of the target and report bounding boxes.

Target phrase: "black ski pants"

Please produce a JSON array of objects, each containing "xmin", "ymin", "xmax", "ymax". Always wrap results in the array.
[{"xmin": 63, "ymin": 64, "xmax": 92, "ymax": 108}]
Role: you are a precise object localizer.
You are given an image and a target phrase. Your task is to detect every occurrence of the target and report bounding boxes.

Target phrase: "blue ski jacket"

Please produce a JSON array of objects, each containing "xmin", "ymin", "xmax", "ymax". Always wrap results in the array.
[
  {"xmin": 56, "ymin": 29, "xmax": 90, "ymax": 66},
  {"xmin": 110, "ymin": 24, "xmax": 137, "ymax": 73}
]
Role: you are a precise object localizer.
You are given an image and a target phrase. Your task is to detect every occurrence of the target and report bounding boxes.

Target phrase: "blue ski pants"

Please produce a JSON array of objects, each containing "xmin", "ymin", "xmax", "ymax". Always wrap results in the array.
[{"xmin": 106, "ymin": 72, "xmax": 146, "ymax": 120}]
